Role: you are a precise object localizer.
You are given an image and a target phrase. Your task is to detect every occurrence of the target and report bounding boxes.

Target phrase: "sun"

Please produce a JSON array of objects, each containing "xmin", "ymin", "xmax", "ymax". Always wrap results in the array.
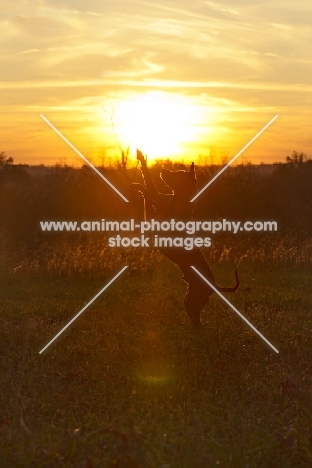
[{"xmin": 108, "ymin": 91, "xmax": 207, "ymax": 161}]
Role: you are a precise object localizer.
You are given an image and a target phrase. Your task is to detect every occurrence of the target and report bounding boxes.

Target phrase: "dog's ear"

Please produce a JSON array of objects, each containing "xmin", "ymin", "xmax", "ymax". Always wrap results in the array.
[{"xmin": 190, "ymin": 162, "xmax": 196, "ymax": 178}]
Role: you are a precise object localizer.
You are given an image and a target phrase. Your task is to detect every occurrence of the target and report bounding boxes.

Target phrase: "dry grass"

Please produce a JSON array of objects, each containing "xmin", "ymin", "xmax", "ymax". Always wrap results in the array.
[
  {"xmin": 3, "ymin": 233, "xmax": 312, "ymax": 280},
  {"xmin": 1, "ymin": 234, "xmax": 312, "ymax": 467}
]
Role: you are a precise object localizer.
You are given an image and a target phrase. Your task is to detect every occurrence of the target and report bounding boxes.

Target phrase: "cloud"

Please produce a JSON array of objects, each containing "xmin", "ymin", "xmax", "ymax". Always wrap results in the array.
[
  {"xmin": 11, "ymin": 15, "xmax": 77, "ymax": 38},
  {"xmin": 2, "ymin": 0, "xmax": 312, "ymax": 163}
]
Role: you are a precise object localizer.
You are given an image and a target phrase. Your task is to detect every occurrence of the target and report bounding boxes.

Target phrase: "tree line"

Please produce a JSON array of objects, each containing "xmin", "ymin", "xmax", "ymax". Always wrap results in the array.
[{"xmin": 1, "ymin": 151, "xmax": 312, "ymax": 244}]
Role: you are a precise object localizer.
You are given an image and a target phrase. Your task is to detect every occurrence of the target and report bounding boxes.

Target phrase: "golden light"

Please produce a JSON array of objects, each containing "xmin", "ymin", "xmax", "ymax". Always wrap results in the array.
[
  {"xmin": 135, "ymin": 359, "xmax": 173, "ymax": 386},
  {"xmin": 109, "ymin": 91, "xmax": 208, "ymax": 161}
]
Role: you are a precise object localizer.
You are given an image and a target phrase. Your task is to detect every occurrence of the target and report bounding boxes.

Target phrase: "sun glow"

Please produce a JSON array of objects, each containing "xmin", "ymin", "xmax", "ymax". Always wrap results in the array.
[{"xmin": 109, "ymin": 92, "xmax": 208, "ymax": 161}]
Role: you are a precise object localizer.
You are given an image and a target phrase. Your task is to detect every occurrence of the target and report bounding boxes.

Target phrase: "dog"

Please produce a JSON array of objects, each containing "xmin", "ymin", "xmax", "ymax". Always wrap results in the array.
[{"xmin": 131, "ymin": 149, "xmax": 239, "ymax": 327}]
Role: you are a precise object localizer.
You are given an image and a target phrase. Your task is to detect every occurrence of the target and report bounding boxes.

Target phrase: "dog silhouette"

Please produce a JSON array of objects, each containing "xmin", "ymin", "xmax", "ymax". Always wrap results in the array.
[{"xmin": 132, "ymin": 149, "xmax": 239, "ymax": 327}]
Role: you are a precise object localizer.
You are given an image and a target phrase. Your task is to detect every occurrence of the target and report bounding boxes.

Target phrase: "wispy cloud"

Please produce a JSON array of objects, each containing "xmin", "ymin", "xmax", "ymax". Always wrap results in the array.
[{"xmin": 1, "ymin": 0, "xmax": 312, "ymax": 163}]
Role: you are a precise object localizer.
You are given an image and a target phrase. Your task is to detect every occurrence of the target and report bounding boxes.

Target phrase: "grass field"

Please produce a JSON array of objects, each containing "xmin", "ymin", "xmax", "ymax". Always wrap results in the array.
[{"xmin": 1, "ymin": 241, "xmax": 312, "ymax": 467}]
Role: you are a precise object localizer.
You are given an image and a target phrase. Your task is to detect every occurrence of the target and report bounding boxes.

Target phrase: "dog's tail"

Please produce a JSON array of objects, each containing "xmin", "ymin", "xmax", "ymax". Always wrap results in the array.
[{"xmin": 217, "ymin": 270, "xmax": 239, "ymax": 293}]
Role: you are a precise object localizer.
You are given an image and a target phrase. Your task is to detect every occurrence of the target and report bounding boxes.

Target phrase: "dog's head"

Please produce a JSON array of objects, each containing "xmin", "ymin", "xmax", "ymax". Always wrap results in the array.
[{"xmin": 161, "ymin": 163, "xmax": 197, "ymax": 198}]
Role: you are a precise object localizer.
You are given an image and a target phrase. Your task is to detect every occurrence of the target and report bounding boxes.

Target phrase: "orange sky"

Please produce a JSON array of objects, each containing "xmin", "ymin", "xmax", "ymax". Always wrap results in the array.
[{"xmin": 1, "ymin": 1, "xmax": 312, "ymax": 166}]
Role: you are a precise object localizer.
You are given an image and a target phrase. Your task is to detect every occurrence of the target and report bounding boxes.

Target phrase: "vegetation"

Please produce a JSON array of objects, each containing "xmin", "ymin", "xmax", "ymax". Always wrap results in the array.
[
  {"xmin": 1, "ymin": 258, "xmax": 312, "ymax": 467},
  {"xmin": 0, "ymin": 151, "xmax": 13, "ymax": 166},
  {"xmin": 1, "ymin": 152, "xmax": 312, "ymax": 244},
  {"xmin": 0, "ymin": 154, "xmax": 311, "ymax": 466}
]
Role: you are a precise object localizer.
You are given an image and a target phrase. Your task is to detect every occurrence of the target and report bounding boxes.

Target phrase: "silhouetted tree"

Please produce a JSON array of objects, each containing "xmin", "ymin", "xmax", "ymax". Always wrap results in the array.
[
  {"xmin": 286, "ymin": 151, "xmax": 309, "ymax": 165},
  {"xmin": 0, "ymin": 152, "xmax": 13, "ymax": 166}
]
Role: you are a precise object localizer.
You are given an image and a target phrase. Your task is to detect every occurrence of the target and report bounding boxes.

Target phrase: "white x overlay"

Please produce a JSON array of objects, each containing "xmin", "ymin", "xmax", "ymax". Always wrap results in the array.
[
  {"xmin": 40, "ymin": 114, "xmax": 279, "ymax": 354},
  {"xmin": 191, "ymin": 266, "xmax": 279, "ymax": 353},
  {"xmin": 39, "ymin": 266, "xmax": 128, "ymax": 354},
  {"xmin": 40, "ymin": 114, "xmax": 129, "ymax": 202},
  {"xmin": 190, "ymin": 115, "xmax": 278, "ymax": 202}
]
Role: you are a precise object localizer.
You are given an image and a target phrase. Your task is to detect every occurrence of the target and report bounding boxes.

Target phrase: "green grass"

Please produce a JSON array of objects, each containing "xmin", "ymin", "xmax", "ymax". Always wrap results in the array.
[{"xmin": 1, "ymin": 260, "xmax": 312, "ymax": 467}]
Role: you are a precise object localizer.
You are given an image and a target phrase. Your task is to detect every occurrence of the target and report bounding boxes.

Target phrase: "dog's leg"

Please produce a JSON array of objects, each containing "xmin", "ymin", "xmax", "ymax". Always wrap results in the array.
[
  {"xmin": 134, "ymin": 150, "xmax": 172, "ymax": 216},
  {"xmin": 136, "ymin": 150, "xmax": 159, "ymax": 200},
  {"xmin": 130, "ymin": 182, "xmax": 155, "ymax": 218},
  {"xmin": 184, "ymin": 278, "xmax": 211, "ymax": 328},
  {"xmin": 132, "ymin": 150, "xmax": 166, "ymax": 217},
  {"xmin": 157, "ymin": 247, "xmax": 212, "ymax": 327},
  {"xmin": 169, "ymin": 249, "xmax": 213, "ymax": 327}
]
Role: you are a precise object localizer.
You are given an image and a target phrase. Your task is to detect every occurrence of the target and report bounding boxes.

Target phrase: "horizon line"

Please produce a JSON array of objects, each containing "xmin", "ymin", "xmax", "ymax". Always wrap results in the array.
[{"xmin": 9, "ymin": 160, "xmax": 290, "ymax": 168}]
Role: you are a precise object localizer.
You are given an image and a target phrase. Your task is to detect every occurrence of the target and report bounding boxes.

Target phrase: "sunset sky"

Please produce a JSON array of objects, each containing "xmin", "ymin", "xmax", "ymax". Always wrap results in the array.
[{"xmin": 1, "ymin": 0, "xmax": 312, "ymax": 165}]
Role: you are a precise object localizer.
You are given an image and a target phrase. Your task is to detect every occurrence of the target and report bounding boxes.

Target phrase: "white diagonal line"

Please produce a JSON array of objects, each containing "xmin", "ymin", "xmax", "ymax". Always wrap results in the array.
[
  {"xmin": 190, "ymin": 115, "xmax": 278, "ymax": 202},
  {"xmin": 39, "ymin": 266, "xmax": 128, "ymax": 354},
  {"xmin": 40, "ymin": 114, "xmax": 129, "ymax": 202},
  {"xmin": 191, "ymin": 266, "xmax": 279, "ymax": 353}
]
